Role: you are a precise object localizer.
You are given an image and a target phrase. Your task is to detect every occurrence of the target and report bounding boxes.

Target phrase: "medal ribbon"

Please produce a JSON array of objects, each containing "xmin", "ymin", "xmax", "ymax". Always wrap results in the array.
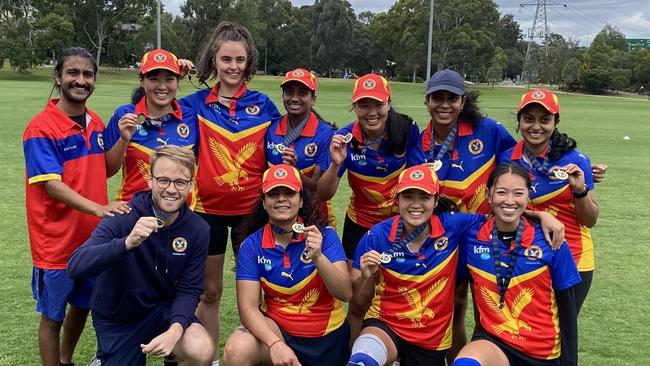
[
  {"xmin": 151, "ymin": 197, "xmax": 173, "ymax": 228},
  {"xmin": 388, "ymin": 218, "xmax": 429, "ymax": 254},
  {"xmin": 523, "ymin": 144, "xmax": 552, "ymax": 176},
  {"xmin": 282, "ymin": 114, "xmax": 310, "ymax": 147},
  {"xmin": 491, "ymin": 218, "xmax": 525, "ymax": 307},
  {"xmin": 428, "ymin": 123, "xmax": 458, "ymax": 163},
  {"xmin": 270, "ymin": 223, "xmax": 299, "ymax": 241}
]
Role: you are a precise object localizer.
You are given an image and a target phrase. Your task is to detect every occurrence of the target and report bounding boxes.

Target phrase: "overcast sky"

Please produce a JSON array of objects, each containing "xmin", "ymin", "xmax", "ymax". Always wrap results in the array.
[{"xmin": 163, "ymin": 0, "xmax": 650, "ymax": 47}]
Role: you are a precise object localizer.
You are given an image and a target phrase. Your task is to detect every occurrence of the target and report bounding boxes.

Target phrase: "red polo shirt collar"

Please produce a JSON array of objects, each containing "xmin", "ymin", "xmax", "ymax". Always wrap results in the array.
[
  {"xmin": 261, "ymin": 218, "xmax": 305, "ymax": 249},
  {"xmin": 388, "ymin": 215, "xmax": 446, "ymax": 242},
  {"xmin": 510, "ymin": 140, "xmax": 549, "ymax": 160},
  {"xmin": 135, "ymin": 97, "xmax": 183, "ymax": 120},
  {"xmin": 205, "ymin": 82, "xmax": 248, "ymax": 116},
  {"xmin": 421, "ymin": 120, "xmax": 473, "ymax": 151},
  {"xmin": 477, "ymin": 217, "xmax": 535, "ymax": 249},
  {"xmin": 275, "ymin": 112, "xmax": 318, "ymax": 137}
]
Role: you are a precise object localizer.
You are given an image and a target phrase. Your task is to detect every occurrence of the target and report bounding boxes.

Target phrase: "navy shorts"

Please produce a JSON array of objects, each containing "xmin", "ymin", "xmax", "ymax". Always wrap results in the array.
[
  {"xmin": 363, "ymin": 318, "xmax": 446, "ymax": 366},
  {"xmin": 197, "ymin": 213, "xmax": 245, "ymax": 256},
  {"xmin": 472, "ymin": 328, "xmax": 560, "ymax": 366},
  {"xmin": 279, "ymin": 320, "xmax": 351, "ymax": 366},
  {"xmin": 93, "ymin": 303, "xmax": 200, "ymax": 366},
  {"xmin": 31, "ymin": 267, "xmax": 94, "ymax": 321},
  {"xmin": 342, "ymin": 214, "xmax": 370, "ymax": 260}
]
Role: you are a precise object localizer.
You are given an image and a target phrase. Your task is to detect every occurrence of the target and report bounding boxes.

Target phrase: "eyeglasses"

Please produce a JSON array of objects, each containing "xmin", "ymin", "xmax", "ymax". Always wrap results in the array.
[{"xmin": 151, "ymin": 175, "xmax": 191, "ymax": 191}]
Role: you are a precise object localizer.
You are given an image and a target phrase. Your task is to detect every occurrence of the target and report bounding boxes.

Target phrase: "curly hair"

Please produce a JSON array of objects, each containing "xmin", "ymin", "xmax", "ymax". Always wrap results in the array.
[
  {"xmin": 235, "ymin": 188, "xmax": 330, "ymax": 245},
  {"xmin": 196, "ymin": 21, "xmax": 258, "ymax": 84}
]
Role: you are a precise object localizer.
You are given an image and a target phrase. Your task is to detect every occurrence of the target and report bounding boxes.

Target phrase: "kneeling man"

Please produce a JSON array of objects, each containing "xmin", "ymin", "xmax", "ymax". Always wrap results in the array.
[{"xmin": 68, "ymin": 145, "xmax": 213, "ymax": 365}]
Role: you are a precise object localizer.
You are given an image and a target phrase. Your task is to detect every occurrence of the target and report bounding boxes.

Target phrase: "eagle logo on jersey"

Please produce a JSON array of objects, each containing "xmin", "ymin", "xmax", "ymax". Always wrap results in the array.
[
  {"xmin": 434, "ymin": 237, "xmax": 449, "ymax": 251},
  {"xmin": 136, "ymin": 159, "xmax": 152, "ymax": 182},
  {"xmin": 544, "ymin": 204, "xmax": 560, "ymax": 217},
  {"xmin": 469, "ymin": 139, "xmax": 483, "ymax": 154},
  {"xmin": 277, "ymin": 288, "xmax": 320, "ymax": 314},
  {"xmin": 524, "ymin": 245, "xmax": 543, "ymax": 260},
  {"xmin": 246, "ymin": 105, "xmax": 260, "ymax": 115},
  {"xmin": 481, "ymin": 286, "xmax": 534, "ymax": 340},
  {"xmin": 209, "ymin": 137, "xmax": 256, "ymax": 191},
  {"xmin": 395, "ymin": 277, "xmax": 448, "ymax": 328},
  {"xmin": 177, "ymin": 123, "xmax": 190, "ymax": 138},
  {"xmin": 360, "ymin": 185, "xmax": 398, "ymax": 217},
  {"xmin": 467, "ymin": 182, "xmax": 487, "ymax": 213},
  {"xmin": 304, "ymin": 143, "xmax": 318, "ymax": 157}
]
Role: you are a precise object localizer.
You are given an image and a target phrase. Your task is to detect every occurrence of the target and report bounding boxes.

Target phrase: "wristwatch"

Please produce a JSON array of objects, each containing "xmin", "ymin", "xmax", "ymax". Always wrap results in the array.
[{"xmin": 572, "ymin": 184, "xmax": 589, "ymax": 198}]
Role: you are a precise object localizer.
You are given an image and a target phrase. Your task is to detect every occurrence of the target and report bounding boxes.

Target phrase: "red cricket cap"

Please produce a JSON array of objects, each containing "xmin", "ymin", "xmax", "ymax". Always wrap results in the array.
[
  {"xmin": 518, "ymin": 89, "xmax": 560, "ymax": 114},
  {"xmin": 352, "ymin": 73, "xmax": 391, "ymax": 103},
  {"xmin": 140, "ymin": 49, "xmax": 180, "ymax": 75},
  {"xmin": 281, "ymin": 68, "xmax": 317, "ymax": 92},
  {"xmin": 262, "ymin": 164, "xmax": 302, "ymax": 193},
  {"xmin": 396, "ymin": 165, "xmax": 440, "ymax": 195}
]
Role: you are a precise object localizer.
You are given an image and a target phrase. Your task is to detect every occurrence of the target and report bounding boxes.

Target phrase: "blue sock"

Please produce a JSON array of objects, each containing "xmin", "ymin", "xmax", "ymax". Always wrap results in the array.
[
  {"xmin": 348, "ymin": 353, "xmax": 379, "ymax": 366},
  {"xmin": 453, "ymin": 358, "xmax": 482, "ymax": 366}
]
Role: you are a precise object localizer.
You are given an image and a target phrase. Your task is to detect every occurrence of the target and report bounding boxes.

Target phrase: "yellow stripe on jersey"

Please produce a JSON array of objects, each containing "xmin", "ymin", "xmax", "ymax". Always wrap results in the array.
[
  {"xmin": 347, "ymin": 164, "xmax": 405, "ymax": 183},
  {"xmin": 531, "ymin": 185, "xmax": 568, "ymax": 205},
  {"xmin": 577, "ymin": 225, "xmax": 595, "ymax": 271},
  {"xmin": 130, "ymin": 142, "xmax": 154, "ymax": 155},
  {"xmin": 383, "ymin": 248, "xmax": 458, "ymax": 283},
  {"xmin": 324, "ymin": 300, "xmax": 346, "ymax": 334},
  {"xmin": 468, "ymin": 264, "xmax": 548, "ymax": 287},
  {"xmin": 300, "ymin": 165, "xmax": 316, "ymax": 175},
  {"xmin": 441, "ymin": 157, "xmax": 494, "ymax": 189},
  {"xmin": 28, "ymin": 173, "xmax": 61, "ymax": 184},
  {"xmin": 549, "ymin": 289, "xmax": 561, "ymax": 359},
  {"xmin": 261, "ymin": 270, "xmax": 318, "ymax": 294},
  {"xmin": 198, "ymin": 115, "xmax": 271, "ymax": 141}
]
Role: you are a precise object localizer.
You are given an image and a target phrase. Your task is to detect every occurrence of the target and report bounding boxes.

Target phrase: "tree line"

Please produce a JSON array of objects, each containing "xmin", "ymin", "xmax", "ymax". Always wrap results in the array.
[{"xmin": 1, "ymin": 0, "xmax": 648, "ymax": 93}]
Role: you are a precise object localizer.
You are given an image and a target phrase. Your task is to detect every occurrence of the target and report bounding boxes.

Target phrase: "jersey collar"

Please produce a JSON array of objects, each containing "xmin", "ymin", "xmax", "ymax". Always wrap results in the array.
[
  {"xmin": 477, "ymin": 216, "xmax": 535, "ymax": 248},
  {"xmin": 275, "ymin": 112, "xmax": 318, "ymax": 137},
  {"xmin": 510, "ymin": 140, "xmax": 549, "ymax": 160},
  {"xmin": 388, "ymin": 214, "xmax": 446, "ymax": 242},
  {"xmin": 205, "ymin": 82, "xmax": 248, "ymax": 116},
  {"xmin": 261, "ymin": 218, "xmax": 305, "ymax": 249},
  {"xmin": 421, "ymin": 120, "xmax": 473, "ymax": 151},
  {"xmin": 47, "ymin": 99, "xmax": 94, "ymax": 131},
  {"xmin": 134, "ymin": 96, "xmax": 183, "ymax": 120}
]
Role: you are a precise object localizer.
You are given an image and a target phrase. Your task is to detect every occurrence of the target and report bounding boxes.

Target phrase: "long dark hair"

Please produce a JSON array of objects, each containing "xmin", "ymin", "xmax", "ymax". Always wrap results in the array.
[
  {"xmin": 352, "ymin": 107, "xmax": 413, "ymax": 156},
  {"xmin": 196, "ymin": 21, "xmax": 258, "ymax": 84},
  {"xmin": 516, "ymin": 109, "xmax": 577, "ymax": 162},
  {"xmin": 130, "ymin": 69, "xmax": 180, "ymax": 104},
  {"xmin": 235, "ymin": 188, "xmax": 329, "ymax": 244},
  {"xmin": 50, "ymin": 47, "xmax": 97, "ymax": 99}
]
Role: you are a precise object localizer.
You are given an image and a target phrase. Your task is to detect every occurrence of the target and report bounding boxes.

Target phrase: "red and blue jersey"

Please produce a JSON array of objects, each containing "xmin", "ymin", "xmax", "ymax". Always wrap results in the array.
[
  {"xmin": 23, "ymin": 99, "xmax": 108, "ymax": 269},
  {"xmin": 337, "ymin": 121, "xmax": 420, "ymax": 228},
  {"xmin": 236, "ymin": 224, "xmax": 347, "ymax": 337},
  {"xmin": 103, "ymin": 97, "xmax": 197, "ymax": 201},
  {"xmin": 353, "ymin": 212, "xmax": 485, "ymax": 350},
  {"xmin": 265, "ymin": 112, "xmax": 333, "ymax": 174},
  {"xmin": 408, "ymin": 118, "xmax": 516, "ymax": 213},
  {"xmin": 499, "ymin": 141, "xmax": 595, "ymax": 271},
  {"xmin": 180, "ymin": 84, "xmax": 280, "ymax": 215},
  {"xmin": 461, "ymin": 217, "xmax": 581, "ymax": 360}
]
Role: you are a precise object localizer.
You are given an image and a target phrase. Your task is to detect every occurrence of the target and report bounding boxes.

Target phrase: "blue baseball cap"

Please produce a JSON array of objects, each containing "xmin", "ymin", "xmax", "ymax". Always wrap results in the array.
[{"xmin": 425, "ymin": 69, "xmax": 465, "ymax": 96}]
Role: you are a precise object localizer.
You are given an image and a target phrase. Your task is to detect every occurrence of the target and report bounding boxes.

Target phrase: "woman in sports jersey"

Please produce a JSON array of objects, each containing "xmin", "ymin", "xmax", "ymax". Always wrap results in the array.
[
  {"xmin": 454, "ymin": 163, "xmax": 581, "ymax": 366},
  {"xmin": 104, "ymin": 49, "xmax": 197, "ymax": 201},
  {"xmin": 178, "ymin": 21, "xmax": 281, "ymax": 361},
  {"xmin": 499, "ymin": 89, "xmax": 599, "ymax": 315},
  {"xmin": 348, "ymin": 165, "xmax": 566, "ymax": 366},
  {"xmin": 317, "ymin": 73, "xmax": 419, "ymax": 341},
  {"xmin": 266, "ymin": 68, "xmax": 336, "ymax": 224},
  {"xmin": 223, "ymin": 164, "xmax": 351, "ymax": 366}
]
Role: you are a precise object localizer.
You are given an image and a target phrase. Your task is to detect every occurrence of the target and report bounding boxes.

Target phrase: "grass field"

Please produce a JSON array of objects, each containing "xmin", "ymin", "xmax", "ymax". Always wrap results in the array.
[{"xmin": 1, "ymin": 66, "xmax": 649, "ymax": 365}]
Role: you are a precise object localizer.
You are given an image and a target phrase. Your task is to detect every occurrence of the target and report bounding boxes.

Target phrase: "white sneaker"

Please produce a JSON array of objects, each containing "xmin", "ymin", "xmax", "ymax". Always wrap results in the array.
[{"xmin": 86, "ymin": 355, "xmax": 101, "ymax": 366}]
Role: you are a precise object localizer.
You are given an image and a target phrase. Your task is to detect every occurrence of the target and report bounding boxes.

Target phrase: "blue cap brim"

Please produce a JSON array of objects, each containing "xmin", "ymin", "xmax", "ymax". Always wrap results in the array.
[{"xmin": 426, "ymin": 84, "xmax": 465, "ymax": 96}]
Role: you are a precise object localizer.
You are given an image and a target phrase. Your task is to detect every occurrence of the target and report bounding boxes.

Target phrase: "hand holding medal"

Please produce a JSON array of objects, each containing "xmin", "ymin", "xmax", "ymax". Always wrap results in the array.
[
  {"xmin": 302, "ymin": 225, "xmax": 323, "ymax": 261},
  {"xmin": 560, "ymin": 163, "xmax": 587, "ymax": 194},
  {"xmin": 360, "ymin": 250, "xmax": 381, "ymax": 279},
  {"xmin": 125, "ymin": 217, "xmax": 159, "ymax": 250},
  {"xmin": 329, "ymin": 133, "xmax": 350, "ymax": 166}
]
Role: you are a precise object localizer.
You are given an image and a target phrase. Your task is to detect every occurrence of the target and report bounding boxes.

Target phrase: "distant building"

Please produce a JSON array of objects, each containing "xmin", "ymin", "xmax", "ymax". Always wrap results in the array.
[{"xmin": 626, "ymin": 39, "xmax": 650, "ymax": 51}]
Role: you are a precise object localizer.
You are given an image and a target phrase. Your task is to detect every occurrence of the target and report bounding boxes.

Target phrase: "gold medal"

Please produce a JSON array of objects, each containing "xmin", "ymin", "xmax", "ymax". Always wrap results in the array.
[
  {"xmin": 431, "ymin": 160, "xmax": 443, "ymax": 172},
  {"xmin": 275, "ymin": 143, "xmax": 286, "ymax": 153},
  {"xmin": 292, "ymin": 223, "xmax": 305, "ymax": 233},
  {"xmin": 497, "ymin": 302, "xmax": 505, "ymax": 310},
  {"xmin": 188, "ymin": 67, "xmax": 198, "ymax": 76},
  {"xmin": 136, "ymin": 114, "xmax": 147, "ymax": 125},
  {"xmin": 343, "ymin": 133, "xmax": 354, "ymax": 143},
  {"xmin": 379, "ymin": 252, "xmax": 392, "ymax": 264},
  {"xmin": 155, "ymin": 218, "xmax": 165, "ymax": 228},
  {"xmin": 553, "ymin": 170, "xmax": 569, "ymax": 180}
]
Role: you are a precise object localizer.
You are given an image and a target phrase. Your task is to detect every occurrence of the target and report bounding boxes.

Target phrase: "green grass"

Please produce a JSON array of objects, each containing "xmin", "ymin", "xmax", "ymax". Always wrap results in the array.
[{"xmin": 1, "ymin": 66, "xmax": 649, "ymax": 365}]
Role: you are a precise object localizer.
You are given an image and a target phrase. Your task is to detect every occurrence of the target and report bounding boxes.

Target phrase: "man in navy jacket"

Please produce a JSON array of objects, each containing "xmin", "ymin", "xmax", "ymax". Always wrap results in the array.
[{"xmin": 68, "ymin": 145, "xmax": 213, "ymax": 365}]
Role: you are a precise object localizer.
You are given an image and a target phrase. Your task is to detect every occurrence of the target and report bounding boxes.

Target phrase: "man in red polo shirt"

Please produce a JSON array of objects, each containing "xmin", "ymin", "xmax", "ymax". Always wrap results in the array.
[{"xmin": 23, "ymin": 47, "xmax": 129, "ymax": 366}]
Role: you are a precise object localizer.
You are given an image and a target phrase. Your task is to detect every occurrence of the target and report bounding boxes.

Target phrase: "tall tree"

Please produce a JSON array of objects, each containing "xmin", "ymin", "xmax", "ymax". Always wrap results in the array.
[{"xmin": 311, "ymin": 0, "xmax": 354, "ymax": 75}]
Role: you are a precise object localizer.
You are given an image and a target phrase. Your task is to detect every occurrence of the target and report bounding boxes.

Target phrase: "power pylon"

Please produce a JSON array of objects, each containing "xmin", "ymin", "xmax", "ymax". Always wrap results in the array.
[{"xmin": 520, "ymin": 0, "xmax": 566, "ymax": 82}]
